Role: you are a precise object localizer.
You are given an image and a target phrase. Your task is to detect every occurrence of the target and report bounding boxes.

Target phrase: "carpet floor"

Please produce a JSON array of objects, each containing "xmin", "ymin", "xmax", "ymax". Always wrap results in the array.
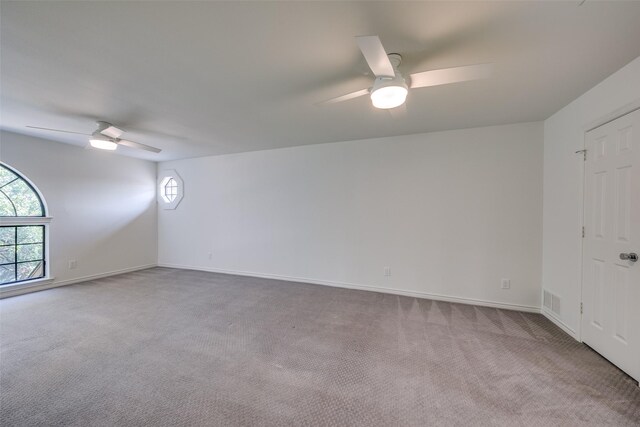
[{"xmin": 1, "ymin": 267, "xmax": 639, "ymax": 426}]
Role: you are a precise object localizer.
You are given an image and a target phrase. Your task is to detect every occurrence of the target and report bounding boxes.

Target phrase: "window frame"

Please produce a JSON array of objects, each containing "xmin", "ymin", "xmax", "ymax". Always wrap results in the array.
[
  {"xmin": 0, "ymin": 170, "xmax": 46, "ymax": 217},
  {"xmin": 0, "ymin": 224, "xmax": 46, "ymax": 285},
  {"xmin": 158, "ymin": 170, "xmax": 184, "ymax": 210},
  {"xmin": 0, "ymin": 162, "xmax": 52, "ymax": 290}
]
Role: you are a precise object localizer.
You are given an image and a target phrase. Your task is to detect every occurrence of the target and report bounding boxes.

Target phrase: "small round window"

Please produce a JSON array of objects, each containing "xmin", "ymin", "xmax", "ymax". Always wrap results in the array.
[{"xmin": 158, "ymin": 170, "xmax": 183, "ymax": 210}]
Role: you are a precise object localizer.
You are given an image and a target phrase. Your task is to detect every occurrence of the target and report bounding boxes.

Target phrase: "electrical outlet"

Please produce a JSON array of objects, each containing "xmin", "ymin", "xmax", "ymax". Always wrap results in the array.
[
  {"xmin": 501, "ymin": 278, "xmax": 511, "ymax": 289},
  {"xmin": 68, "ymin": 260, "xmax": 77, "ymax": 270},
  {"xmin": 384, "ymin": 267, "xmax": 391, "ymax": 277}
]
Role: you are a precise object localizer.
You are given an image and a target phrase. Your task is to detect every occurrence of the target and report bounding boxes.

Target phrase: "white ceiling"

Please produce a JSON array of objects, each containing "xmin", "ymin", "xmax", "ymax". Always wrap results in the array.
[{"xmin": 2, "ymin": 1, "xmax": 640, "ymax": 161}]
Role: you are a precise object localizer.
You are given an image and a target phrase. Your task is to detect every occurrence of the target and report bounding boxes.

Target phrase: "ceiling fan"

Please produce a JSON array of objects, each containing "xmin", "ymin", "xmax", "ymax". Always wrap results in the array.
[
  {"xmin": 26, "ymin": 121, "xmax": 162, "ymax": 153},
  {"xmin": 320, "ymin": 35, "xmax": 493, "ymax": 110}
]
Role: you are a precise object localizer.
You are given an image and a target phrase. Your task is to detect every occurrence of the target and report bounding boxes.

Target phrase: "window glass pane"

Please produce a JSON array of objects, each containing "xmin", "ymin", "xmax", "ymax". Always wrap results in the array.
[
  {"xmin": 0, "ymin": 227, "xmax": 15, "ymax": 245},
  {"xmin": 17, "ymin": 261, "xmax": 43, "ymax": 282},
  {"xmin": 164, "ymin": 178, "xmax": 178, "ymax": 202},
  {"xmin": 0, "ymin": 192, "xmax": 16, "ymax": 216},
  {"xmin": 1, "ymin": 179, "xmax": 43, "ymax": 216},
  {"xmin": 17, "ymin": 226, "xmax": 43, "ymax": 244},
  {"xmin": 0, "ymin": 246, "xmax": 15, "ymax": 264},
  {"xmin": 0, "ymin": 264, "xmax": 15, "ymax": 284},
  {"xmin": 0, "ymin": 227, "xmax": 46, "ymax": 285},
  {"xmin": 0, "ymin": 166, "xmax": 17, "ymax": 187},
  {"xmin": 17, "ymin": 244, "xmax": 43, "ymax": 262}
]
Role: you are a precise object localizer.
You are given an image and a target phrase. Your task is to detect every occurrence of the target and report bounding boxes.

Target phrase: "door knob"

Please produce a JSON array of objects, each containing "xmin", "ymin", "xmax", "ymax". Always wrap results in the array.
[{"xmin": 619, "ymin": 252, "xmax": 638, "ymax": 262}]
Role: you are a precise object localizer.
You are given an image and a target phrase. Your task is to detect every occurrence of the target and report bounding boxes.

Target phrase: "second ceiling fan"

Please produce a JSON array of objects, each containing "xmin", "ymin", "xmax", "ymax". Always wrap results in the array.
[{"xmin": 320, "ymin": 35, "xmax": 493, "ymax": 110}]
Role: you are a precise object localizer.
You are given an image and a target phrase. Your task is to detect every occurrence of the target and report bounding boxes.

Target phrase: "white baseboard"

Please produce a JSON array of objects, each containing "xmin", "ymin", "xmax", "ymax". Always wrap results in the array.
[
  {"xmin": 0, "ymin": 264, "xmax": 157, "ymax": 299},
  {"xmin": 541, "ymin": 307, "xmax": 578, "ymax": 340},
  {"xmin": 158, "ymin": 263, "xmax": 541, "ymax": 313}
]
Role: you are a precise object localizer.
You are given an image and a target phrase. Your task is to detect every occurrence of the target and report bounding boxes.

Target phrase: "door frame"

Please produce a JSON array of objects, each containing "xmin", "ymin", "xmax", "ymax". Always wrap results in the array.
[{"xmin": 579, "ymin": 98, "xmax": 640, "ymax": 343}]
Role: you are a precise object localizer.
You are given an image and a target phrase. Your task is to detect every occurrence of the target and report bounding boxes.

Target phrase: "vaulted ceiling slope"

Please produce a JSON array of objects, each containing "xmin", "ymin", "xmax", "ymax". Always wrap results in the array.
[{"xmin": 2, "ymin": 1, "xmax": 640, "ymax": 161}]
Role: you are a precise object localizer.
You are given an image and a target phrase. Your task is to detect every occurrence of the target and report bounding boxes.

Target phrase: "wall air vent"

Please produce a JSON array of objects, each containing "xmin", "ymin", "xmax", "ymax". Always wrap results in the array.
[
  {"xmin": 543, "ymin": 290, "xmax": 552, "ymax": 310},
  {"xmin": 551, "ymin": 294, "xmax": 561, "ymax": 315},
  {"xmin": 543, "ymin": 289, "xmax": 561, "ymax": 316}
]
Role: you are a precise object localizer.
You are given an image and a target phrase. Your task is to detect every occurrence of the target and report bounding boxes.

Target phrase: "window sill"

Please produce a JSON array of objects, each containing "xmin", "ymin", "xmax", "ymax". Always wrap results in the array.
[
  {"xmin": 0, "ymin": 277, "xmax": 56, "ymax": 299},
  {"xmin": 0, "ymin": 217, "xmax": 53, "ymax": 225}
]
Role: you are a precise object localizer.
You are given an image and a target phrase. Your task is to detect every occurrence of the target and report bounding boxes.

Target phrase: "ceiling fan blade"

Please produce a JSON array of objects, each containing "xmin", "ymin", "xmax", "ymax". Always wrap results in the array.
[
  {"xmin": 116, "ymin": 139, "xmax": 162, "ymax": 153},
  {"xmin": 26, "ymin": 125, "xmax": 91, "ymax": 136},
  {"xmin": 409, "ymin": 63, "xmax": 493, "ymax": 89},
  {"xmin": 356, "ymin": 36, "xmax": 395, "ymax": 78},
  {"xmin": 317, "ymin": 88, "xmax": 370, "ymax": 106}
]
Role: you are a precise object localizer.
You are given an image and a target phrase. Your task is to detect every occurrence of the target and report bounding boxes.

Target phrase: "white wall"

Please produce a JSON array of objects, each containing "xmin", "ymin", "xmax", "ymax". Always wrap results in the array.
[
  {"xmin": 542, "ymin": 56, "xmax": 640, "ymax": 337},
  {"xmin": 159, "ymin": 122, "xmax": 543, "ymax": 311},
  {"xmin": 0, "ymin": 131, "xmax": 157, "ymax": 289}
]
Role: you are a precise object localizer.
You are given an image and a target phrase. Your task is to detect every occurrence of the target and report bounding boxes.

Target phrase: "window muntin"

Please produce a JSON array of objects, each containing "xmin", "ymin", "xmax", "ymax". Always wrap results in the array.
[
  {"xmin": 0, "ymin": 226, "xmax": 45, "ymax": 284},
  {"xmin": 0, "ymin": 165, "xmax": 44, "ymax": 217},
  {"xmin": 158, "ymin": 170, "xmax": 183, "ymax": 210},
  {"xmin": 163, "ymin": 178, "xmax": 178, "ymax": 203}
]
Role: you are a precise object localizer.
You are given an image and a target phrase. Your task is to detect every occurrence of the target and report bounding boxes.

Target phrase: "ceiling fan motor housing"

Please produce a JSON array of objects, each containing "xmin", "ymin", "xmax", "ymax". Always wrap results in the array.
[{"xmin": 95, "ymin": 121, "xmax": 124, "ymax": 139}]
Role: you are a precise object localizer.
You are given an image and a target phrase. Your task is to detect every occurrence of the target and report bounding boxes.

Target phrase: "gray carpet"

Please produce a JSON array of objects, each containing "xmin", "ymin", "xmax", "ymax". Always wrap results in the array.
[{"xmin": 1, "ymin": 268, "xmax": 639, "ymax": 426}]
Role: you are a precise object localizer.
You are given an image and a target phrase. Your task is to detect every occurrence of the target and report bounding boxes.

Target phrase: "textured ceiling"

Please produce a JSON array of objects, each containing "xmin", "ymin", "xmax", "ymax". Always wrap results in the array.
[{"xmin": 2, "ymin": 1, "xmax": 640, "ymax": 161}]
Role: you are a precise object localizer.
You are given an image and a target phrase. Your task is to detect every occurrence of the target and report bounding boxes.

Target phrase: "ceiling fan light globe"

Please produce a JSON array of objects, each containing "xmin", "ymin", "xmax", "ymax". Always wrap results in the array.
[
  {"xmin": 89, "ymin": 138, "xmax": 118, "ymax": 151},
  {"xmin": 371, "ymin": 85, "xmax": 408, "ymax": 109},
  {"xmin": 370, "ymin": 74, "xmax": 408, "ymax": 109}
]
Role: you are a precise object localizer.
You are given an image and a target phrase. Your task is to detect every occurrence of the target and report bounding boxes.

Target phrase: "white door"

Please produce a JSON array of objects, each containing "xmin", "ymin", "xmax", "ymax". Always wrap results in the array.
[{"xmin": 582, "ymin": 108, "xmax": 640, "ymax": 383}]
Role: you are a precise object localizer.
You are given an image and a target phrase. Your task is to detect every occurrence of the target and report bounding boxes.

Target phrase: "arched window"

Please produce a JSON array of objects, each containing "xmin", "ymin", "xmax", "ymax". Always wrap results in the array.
[{"xmin": 0, "ymin": 163, "xmax": 49, "ymax": 286}]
